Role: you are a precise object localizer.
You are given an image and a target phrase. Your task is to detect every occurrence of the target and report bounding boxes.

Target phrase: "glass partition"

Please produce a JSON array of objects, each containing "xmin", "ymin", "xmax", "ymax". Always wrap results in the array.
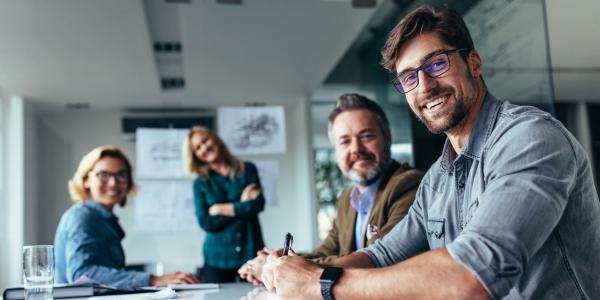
[{"xmin": 311, "ymin": 0, "xmax": 555, "ymax": 241}]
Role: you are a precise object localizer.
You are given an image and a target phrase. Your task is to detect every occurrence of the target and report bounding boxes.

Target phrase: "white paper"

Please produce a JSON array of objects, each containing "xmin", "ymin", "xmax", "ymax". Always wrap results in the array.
[
  {"xmin": 218, "ymin": 106, "xmax": 286, "ymax": 155},
  {"xmin": 136, "ymin": 128, "xmax": 189, "ymax": 179},
  {"xmin": 89, "ymin": 288, "xmax": 177, "ymax": 300},
  {"xmin": 251, "ymin": 160, "xmax": 279, "ymax": 207},
  {"xmin": 167, "ymin": 283, "xmax": 219, "ymax": 290},
  {"xmin": 133, "ymin": 180, "xmax": 200, "ymax": 233}
]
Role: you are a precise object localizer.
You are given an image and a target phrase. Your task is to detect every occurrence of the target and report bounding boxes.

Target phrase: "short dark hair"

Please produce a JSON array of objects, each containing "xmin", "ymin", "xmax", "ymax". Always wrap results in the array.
[
  {"xmin": 381, "ymin": 5, "xmax": 474, "ymax": 72},
  {"xmin": 328, "ymin": 93, "xmax": 390, "ymax": 142}
]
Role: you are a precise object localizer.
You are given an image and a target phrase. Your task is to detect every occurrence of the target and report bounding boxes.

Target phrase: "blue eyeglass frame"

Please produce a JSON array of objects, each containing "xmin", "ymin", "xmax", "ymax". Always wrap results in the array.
[{"xmin": 391, "ymin": 48, "xmax": 469, "ymax": 94}]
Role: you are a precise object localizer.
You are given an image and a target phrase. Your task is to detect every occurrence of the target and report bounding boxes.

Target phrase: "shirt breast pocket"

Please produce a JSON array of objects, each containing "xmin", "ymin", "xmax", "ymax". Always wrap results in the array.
[{"xmin": 427, "ymin": 218, "xmax": 446, "ymax": 249}]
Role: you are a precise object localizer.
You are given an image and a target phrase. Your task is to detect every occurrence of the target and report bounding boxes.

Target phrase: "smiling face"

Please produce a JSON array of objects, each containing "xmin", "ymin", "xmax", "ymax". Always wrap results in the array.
[
  {"xmin": 395, "ymin": 32, "xmax": 482, "ymax": 134},
  {"xmin": 330, "ymin": 109, "xmax": 391, "ymax": 186},
  {"xmin": 84, "ymin": 157, "xmax": 130, "ymax": 211},
  {"xmin": 190, "ymin": 132, "xmax": 220, "ymax": 164}
]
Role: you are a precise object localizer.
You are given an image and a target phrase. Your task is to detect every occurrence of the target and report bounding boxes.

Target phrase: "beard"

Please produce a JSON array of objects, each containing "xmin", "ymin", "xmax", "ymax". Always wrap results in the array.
[
  {"xmin": 414, "ymin": 87, "xmax": 471, "ymax": 135},
  {"xmin": 342, "ymin": 150, "xmax": 391, "ymax": 186}
]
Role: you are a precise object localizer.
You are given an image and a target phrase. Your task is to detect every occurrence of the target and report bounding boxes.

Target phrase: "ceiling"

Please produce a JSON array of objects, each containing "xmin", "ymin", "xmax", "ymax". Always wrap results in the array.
[
  {"xmin": 0, "ymin": 0, "xmax": 598, "ymax": 112},
  {"xmin": 0, "ymin": 0, "xmax": 378, "ymax": 110}
]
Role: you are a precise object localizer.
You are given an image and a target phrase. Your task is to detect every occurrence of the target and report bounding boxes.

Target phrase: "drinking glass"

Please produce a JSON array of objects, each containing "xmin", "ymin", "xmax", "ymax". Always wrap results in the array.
[{"xmin": 23, "ymin": 245, "xmax": 54, "ymax": 300}]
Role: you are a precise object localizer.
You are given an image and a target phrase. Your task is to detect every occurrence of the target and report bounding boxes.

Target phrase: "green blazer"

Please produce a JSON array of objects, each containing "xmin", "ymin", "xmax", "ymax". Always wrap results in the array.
[{"xmin": 304, "ymin": 160, "xmax": 423, "ymax": 263}]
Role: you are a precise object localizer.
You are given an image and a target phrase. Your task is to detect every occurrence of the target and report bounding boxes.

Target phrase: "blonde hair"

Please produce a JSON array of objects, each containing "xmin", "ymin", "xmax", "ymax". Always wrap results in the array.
[
  {"xmin": 183, "ymin": 126, "xmax": 245, "ymax": 178},
  {"xmin": 68, "ymin": 145, "xmax": 136, "ymax": 206}
]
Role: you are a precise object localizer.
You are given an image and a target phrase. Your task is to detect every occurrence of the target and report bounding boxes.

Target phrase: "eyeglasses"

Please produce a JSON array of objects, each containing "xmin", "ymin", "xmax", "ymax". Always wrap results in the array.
[
  {"xmin": 94, "ymin": 171, "xmax": 129, "ymax": 184},
  {"xmin": 391, "ymin": 48, "xmax": 468, "ymax": 94}
]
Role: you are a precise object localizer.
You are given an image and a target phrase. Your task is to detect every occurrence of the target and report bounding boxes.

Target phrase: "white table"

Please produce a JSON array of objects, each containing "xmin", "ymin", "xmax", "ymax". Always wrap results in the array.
[{"xmin": 88, "ymin": 283, "xmax": 278, "ymax": 300}]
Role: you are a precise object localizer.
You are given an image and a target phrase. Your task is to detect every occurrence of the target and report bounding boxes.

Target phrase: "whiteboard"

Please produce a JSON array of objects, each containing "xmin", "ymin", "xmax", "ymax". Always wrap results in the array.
[
  {"xmin": 251, "ymin": 160, "xmax": 279, "ymax": 207},
  {"xmin": 135, "ymin": 128, "xmax": 189, "ymax": 179},
  {"xmin": 133, "ymin": 180, "xmax": 200, "ymax": 233},
  {"xmin": 218, "ymin": 106, "xmax": 286, "ymax": 155}
]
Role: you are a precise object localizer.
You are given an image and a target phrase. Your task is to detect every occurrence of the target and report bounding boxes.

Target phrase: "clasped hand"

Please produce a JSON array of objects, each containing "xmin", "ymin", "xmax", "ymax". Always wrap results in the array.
[
  {"xmin": 260, "ymin": 248, "xmax": 323, "ymax": 299},
  {"xmin": 239, "ymin": 247, "xmax": 272, "ymax": 285}
]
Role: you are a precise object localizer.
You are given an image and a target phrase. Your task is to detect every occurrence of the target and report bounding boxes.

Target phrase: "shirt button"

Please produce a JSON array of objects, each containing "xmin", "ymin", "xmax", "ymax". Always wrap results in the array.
[
  {"xmin": 458, "ymin": 182, "xmax": 465, "ymax": 189},
  {"xmin": 235, "ymin": 246, "xmax": 241, "ymax": 252}
]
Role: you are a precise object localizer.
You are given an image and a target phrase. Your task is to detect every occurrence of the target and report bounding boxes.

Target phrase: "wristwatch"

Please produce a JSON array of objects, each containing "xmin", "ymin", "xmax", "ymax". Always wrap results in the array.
[{"xmin": 319, "ymin": 266, "xmax": 343, "ymax": 300}]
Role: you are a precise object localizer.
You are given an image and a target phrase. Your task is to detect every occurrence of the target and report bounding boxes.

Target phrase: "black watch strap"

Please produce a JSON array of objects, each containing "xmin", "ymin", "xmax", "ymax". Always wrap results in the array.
[
  {"xmin": 320, "ymin": 267, "xmax": 343, "ymax": 300},
  {"xmin": 321, "ymin": 281, "xmax": 335, "ymax": 300}
]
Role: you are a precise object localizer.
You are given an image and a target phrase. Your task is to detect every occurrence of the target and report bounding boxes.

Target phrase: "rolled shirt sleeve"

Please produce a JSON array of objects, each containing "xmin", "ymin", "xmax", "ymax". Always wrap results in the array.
[{"xmin": 446, "ymin": 116, "xmax": 578, "ymax": 298}]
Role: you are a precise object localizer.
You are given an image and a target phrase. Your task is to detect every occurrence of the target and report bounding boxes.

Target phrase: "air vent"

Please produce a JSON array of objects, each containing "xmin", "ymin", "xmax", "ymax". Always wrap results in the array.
[
  {"xmin": 66, "ymin": 102, "xmax": 91, "ymax": 110},
  {"xmin": 217, "ymin": 0, "xmax": 242, "ymax": 4},
  {"xmin": 153, "ymin": 42, "xmax": 182, "ymax": 53},
  {"xmin": 160, "ymin": 77, "xmax": 186, "ymax": 90},
  {"xmin": 121, "ymin": 116, "xmax": 214, "ymax": 134},
  {"xmin": 352, "ymin": 0, "xmax": 376, "ymax": 7}
]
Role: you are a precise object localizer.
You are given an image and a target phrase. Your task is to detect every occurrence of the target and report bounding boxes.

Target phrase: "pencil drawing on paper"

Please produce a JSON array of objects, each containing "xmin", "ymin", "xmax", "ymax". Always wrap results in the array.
[
  {"xmin": 218, "ymin": 106, "xmax": 286, "ymax": 155},
  {"xmin": 231, "ymin": 114, "xmax": 279, "ymax": 149},
  {"xmin": 149, "ymin": 139, "xmax": 180, "ymax": 162}
]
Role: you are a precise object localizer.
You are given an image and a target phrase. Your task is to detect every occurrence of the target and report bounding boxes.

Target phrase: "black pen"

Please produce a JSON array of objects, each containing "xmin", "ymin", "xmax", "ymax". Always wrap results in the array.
[{"xmin": 282, "ymin": 232, "xmax": 293, "ymax": 256}]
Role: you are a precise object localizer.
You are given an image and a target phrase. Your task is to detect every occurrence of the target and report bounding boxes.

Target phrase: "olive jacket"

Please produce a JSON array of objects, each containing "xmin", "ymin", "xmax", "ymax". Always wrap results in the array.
[{"xmin": 304, "ymin": 160, "xmax": 423, "ymax": 263}]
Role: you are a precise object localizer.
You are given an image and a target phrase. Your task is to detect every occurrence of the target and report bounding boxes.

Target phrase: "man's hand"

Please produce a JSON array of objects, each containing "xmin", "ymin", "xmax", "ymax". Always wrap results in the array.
[
  {"xmin": 241, "ymin": 184, "xmax": 261, "ymax": 202},
  {"xmin": 238, "ymin": 255, "xmax": 266, "ymax": 285},
  {"xmin": 261, "ymin": 250, "xmax": 322, "ymax": 299},
  {"xmin": 239, "ymin": 248, "xmax": 273, "ymax": 285},
  {"xmin": 149, "ymin": 272, "xmax": 199, "ymax": 286}
]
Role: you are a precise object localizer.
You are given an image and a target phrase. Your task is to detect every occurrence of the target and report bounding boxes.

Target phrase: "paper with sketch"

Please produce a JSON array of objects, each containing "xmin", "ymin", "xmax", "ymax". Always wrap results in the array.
[
  {"xmin": 218, "ymin": 106, "xmax": 286, "ymax": 155},
  {"xmin": 133, "ymin": 180, "xmax": 200, "ymax": 233},
  {"xmin": 136, "ymin": 128, "xmax": 189, "ymax": 179},
  {"xmin": 251, "ymin": 160, "xmax": 279, "ymax": 207}
]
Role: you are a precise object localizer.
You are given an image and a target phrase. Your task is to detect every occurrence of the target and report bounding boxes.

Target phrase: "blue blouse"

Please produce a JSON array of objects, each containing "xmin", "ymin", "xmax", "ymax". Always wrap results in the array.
[{"xmin": 54, "ymin": 200, "xmax": 149, "ymax": 289}]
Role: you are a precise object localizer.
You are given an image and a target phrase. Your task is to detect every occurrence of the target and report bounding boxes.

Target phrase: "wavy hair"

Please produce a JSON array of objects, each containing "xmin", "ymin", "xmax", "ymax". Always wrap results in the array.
[
  {"xmin": 183, "ymin": 126, "xmax": 245, "ymax": 178},
  {"xmin": 68, "ymin": 145, "xmax": 136, "ymax": 207}
]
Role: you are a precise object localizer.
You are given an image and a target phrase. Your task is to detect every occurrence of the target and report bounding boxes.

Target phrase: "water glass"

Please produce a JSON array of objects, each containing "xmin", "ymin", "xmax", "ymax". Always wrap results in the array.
[{"xmin": 23, "ymin": 245, "xmax": 54, "ymax": 300}]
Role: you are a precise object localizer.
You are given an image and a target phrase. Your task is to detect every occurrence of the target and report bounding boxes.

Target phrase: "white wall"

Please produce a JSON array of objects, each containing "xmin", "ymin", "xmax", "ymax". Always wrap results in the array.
[{"xmin": 31, "ymin": 99, "xmax": 316, "ymax": 274}]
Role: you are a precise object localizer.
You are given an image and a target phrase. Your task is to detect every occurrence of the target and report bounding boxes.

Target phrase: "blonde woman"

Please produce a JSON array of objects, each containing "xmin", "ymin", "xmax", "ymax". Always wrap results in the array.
[
  {"xmin": 54, "ymin": 145, "xmax": 199, "ymax": 289},
  {"xmin": 184, "ymin": 126, "xmax": 265, "ymax": 283}
]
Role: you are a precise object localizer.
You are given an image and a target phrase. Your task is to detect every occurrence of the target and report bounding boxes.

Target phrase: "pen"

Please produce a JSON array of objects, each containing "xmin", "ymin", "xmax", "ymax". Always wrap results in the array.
[{"xmin": 282, "ymin": 232, "xmax": 293, "ymax": 256}]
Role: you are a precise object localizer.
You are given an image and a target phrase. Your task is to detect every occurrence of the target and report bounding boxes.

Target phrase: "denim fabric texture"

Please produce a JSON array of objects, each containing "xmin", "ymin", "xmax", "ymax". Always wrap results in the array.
[
  {"xmin": 361, "ymin": 93, "xmax": 600, "ymax": 299},
  {"xmin": 54, "ymin": 200, "xmax": 149, "ymax": 289}
]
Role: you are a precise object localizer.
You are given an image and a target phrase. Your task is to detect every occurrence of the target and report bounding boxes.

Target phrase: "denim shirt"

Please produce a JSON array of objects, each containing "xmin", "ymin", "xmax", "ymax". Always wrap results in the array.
[
  {"xmin": 54, "ymin": 200, "xmax": 149, "ymax": 289},
  {"xmin": 361, "ymin": 93, "xmax": 600, "ymax": 299},
  {"xmin": 349, "ymin": 176, "xmax": 382, "ymax": 250}
]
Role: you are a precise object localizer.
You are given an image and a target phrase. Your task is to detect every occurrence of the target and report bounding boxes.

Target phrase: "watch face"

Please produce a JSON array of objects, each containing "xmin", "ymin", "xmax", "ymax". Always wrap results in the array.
[{"xmin": 320, "ymin": 267, "xmax": 343, "ymax": 282}]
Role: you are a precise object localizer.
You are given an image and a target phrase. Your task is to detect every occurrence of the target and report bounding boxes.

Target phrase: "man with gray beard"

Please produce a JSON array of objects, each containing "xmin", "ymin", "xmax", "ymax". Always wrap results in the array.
[{"xmin": 238, "ymin": 93, "xmax": 423, "ymax": 285}]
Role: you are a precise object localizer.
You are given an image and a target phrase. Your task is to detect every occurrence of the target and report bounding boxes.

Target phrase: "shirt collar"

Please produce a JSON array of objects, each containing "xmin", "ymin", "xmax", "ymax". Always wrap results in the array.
[
  {"xmin": 440, "ymin": 92, "xmax": 502, "ymax": 171},
  {"xmin": 83, "ymin": 199, "xmax": 116, "ymax": 220},
  {"xmin": 350, "ymin": 176, "xmax": 382, "ymax": 214}
]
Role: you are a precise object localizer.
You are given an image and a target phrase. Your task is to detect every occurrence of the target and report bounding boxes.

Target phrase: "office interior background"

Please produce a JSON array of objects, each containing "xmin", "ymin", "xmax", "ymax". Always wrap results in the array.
[{"xmin": 0, "ymin": 0, "xmax": 598, "ymax": 290}]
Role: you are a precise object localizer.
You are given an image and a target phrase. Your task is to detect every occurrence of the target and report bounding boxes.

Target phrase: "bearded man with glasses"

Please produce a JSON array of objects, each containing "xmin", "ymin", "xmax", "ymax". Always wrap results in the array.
[{"xmin": 261, "ymin": 5, "xmax": 600, "ymax": 300}]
